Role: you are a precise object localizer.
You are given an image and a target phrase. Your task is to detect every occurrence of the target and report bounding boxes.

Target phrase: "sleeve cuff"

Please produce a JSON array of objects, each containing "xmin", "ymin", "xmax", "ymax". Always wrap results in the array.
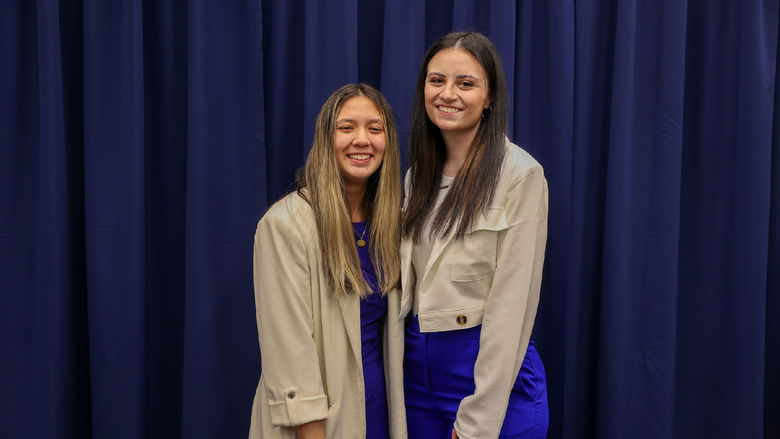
[
  {"xmin": 453, "ymin": 424, "xmax": 475, "ymax": 439},
  {"xmin": 268, "ymin": 393, "xmax": 328, "ymax": 427}
]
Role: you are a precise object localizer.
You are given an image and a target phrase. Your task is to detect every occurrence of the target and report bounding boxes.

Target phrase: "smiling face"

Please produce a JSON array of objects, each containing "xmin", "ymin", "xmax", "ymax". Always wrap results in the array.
[
  {"xmin": 424, "ymin": 47, "xmax": 491, "ymax": 143},
  {"xmin": 333, "ymin": 95, "xmax": 387, "ymax": 189}
]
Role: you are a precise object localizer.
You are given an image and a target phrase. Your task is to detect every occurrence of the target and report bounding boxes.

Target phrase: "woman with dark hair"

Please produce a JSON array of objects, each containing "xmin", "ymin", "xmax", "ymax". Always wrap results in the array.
[
  {"xmin": 249, "ymin": 84, "xmax": 407, "ymax": 439},
  {"xmin": 401, "ymin": 32, "xmax": 549, "ymax": 439}
]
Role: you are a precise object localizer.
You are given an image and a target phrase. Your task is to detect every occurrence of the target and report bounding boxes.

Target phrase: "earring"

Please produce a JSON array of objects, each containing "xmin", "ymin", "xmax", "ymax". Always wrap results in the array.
[{"xmin": 481, "ymin": 105, "xmax": 493, "ymax": 121}]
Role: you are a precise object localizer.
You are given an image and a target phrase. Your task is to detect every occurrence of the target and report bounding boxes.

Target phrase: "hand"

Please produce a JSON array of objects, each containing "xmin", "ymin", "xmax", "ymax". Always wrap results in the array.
[
  {"xmin": 295, "ymin": 420, "xmax": 326, "ymax": 439},
  {"xmin": 451, "ymin": 427, "xmax": 458, "ymax": 439}
]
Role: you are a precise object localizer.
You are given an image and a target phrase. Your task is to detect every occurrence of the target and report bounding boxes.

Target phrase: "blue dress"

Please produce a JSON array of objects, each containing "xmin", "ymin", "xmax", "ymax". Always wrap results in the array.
[{"xmin": 353, "ymin": 221, "xmax": 390, "ymax": 439}]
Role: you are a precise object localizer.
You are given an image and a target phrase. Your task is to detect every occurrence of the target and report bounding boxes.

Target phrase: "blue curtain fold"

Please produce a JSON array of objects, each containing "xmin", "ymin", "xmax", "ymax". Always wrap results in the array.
[
  {"xmin": 673, "ymin": 1, "xmax": 775, "ymax": 437},
  {"xmin": 1, "ymin": 1, "xmax": 263, "ymax": 438},
  {"xmin": 1, "ymin": 1, "xmax": 777, "ymax": 438},
  {"xmin": 767, "ymin": 25, "xmax": 780, "ymax": 438}
]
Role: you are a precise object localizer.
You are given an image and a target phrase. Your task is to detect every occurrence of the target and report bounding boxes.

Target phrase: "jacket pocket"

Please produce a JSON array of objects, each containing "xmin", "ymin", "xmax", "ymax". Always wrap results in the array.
[
  {"xmin": 470, "ymin": 206, "xmax": 508, "ymax": 232},
  {"xmin": 448, "ymin": 264, "xmax": 492, "ymax": 302},
  {"xmin": 448, "ymin": 208, "xmax": 508, "ymax": 295},
  {"xmin": 460, "ymin": 207, "xmax": 508, "ymax": 266},
  {"xmin": 450, "ymin": 270, "xmax": 492, "ymax": 282}
]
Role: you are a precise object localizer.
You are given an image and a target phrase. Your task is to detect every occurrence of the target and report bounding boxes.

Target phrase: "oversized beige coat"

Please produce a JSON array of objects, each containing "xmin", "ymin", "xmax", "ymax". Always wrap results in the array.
[{"xmin": 249, "ymin": 192, "xmax": 407, "ymax": 439}]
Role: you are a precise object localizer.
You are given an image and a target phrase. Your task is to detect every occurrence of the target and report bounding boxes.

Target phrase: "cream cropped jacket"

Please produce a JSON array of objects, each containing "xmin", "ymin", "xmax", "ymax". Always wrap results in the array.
[
  {"xmin": 249, "ymin": 192, "xmax": 407, "ymax": 439},
  {"xmin": 400, "ymin": 140, "xmax": 549, "ymax": 439}
]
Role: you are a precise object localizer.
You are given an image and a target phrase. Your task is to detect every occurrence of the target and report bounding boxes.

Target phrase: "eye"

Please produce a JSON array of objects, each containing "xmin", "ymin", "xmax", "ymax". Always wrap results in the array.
[
  {"xmin": 337, "ymin": 125, "xmax": 354, "ymax": 132},
  {"xmin": 369, "ymin": 126, "xmax": 385, "ymax": 134},
  {"xmin": 459, "ymin": 80, "xmax": 474, "ymax": 88},
  {"xmin": 427, "ymin": 77, "xmax": 444, "ymax": 85}
]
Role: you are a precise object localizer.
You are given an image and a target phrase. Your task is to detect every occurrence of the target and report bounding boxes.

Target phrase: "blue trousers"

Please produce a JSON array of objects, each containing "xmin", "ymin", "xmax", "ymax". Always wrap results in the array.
[{"xmin": 404, "ymin": 316, "xmax": 549, "ymax": 439}]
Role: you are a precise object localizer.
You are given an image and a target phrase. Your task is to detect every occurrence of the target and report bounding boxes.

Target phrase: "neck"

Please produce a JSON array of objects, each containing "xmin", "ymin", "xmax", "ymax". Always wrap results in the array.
[
  {"xmin": 441, "ymin": 123, "xmax": 480, "ymax": 177},
  {"xmin": 344, "ymin": 182, "xmax": 367, "ymax": 222},
  {"xmin": 441, "ymin": 126, "xmax": 478, "ymax": 176}
]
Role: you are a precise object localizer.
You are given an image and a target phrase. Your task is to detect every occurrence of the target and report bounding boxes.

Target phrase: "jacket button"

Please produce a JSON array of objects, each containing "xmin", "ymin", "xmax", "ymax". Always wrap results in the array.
[
  {"xmin": 456, "ymin": 315, "xmax": 467, "ymax": 325},
  {"xmin": 287, "ymin": 392, "xmax": 296, "ymax": 399}
]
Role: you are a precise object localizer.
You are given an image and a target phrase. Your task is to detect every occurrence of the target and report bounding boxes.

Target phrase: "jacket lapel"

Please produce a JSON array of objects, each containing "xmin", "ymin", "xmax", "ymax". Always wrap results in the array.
[
  {"xmin": 421, "ymin": 227, "xmax": 457, "ymax": 286},
  {"xmin": 337, "ymin": 295, "xmax": 362, "ymax": 365},
  {"xmin": 399, "ymin": 237, "xmax": 414, "ymax": 317},
  {"xmin": 399, "ymin": 228, "xmax": 457, "ymax": 318}
]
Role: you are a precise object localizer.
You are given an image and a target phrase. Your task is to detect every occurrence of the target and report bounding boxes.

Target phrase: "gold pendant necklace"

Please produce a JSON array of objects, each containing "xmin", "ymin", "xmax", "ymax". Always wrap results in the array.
[{"xmin": 354, "ymin": 225, "xmax": 367, "ymax": 248}]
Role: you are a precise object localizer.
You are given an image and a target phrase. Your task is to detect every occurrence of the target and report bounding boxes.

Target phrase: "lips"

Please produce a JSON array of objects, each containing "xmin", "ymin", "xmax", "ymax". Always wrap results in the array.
[{"xmin": 347, "ymin": 153, "xmax": 372, "ymax": 161}]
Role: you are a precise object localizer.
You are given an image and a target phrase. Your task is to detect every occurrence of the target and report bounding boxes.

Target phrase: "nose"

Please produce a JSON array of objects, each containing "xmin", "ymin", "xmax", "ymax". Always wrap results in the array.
[
  {"xmin": 440, "ymin": 83, "xmax": 457, "ymax": 100},
  {"xmin": 352, "ymin": 127, "xmax": 370, "ymax": 145}
]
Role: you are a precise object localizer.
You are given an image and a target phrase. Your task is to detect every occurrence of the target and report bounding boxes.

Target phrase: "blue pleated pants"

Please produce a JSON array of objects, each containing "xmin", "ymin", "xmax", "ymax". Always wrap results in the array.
[{"xmin": 404, "ymin": 315, "xmax": 549, "ymax": 439}]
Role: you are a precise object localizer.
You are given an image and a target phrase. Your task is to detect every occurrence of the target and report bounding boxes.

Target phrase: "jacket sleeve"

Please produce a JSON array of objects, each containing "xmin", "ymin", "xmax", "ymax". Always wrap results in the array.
[
  {"xmin": 253, "ymin": 207, "xmax": 329, "ymax": 427},
  {"xmin": 453, "ymin": 166, "xmax": 549, "ymax": 439}
]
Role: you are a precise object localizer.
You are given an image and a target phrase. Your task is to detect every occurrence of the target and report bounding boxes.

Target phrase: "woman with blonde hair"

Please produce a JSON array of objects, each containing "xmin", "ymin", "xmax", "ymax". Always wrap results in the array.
[
  {"xmin": 401, "ymin": 32, "xmax": 549, "ymax": 438},
  {"xmin": 249, "ymin": 83, "xmax": 406, "ymax": 439}
]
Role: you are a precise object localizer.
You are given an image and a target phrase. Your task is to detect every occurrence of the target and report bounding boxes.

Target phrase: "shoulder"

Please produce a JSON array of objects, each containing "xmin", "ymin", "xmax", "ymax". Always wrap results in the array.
[
  {"xmin": 501, "ymin": 138, "xmax": 544, "ymax": 183},
  {"xmin": 497, "ymin": 139, "xmax": 547, "ymax": 198},
  {"xmin": 257, "ymin": 191, "xmax": 315, "ymax": 236},
  {"xmin": 493, "ymin": 139, "xmax": 547, "ymax": 208}
]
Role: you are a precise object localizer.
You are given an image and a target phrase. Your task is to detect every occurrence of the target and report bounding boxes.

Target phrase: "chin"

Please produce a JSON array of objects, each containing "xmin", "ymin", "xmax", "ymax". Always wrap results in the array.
[{"xmin": 345, "ymin": 173, "xmax": 372, "ymax": 184}]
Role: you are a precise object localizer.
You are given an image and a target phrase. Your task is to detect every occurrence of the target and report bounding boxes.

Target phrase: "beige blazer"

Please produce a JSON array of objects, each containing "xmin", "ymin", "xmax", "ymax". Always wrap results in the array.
[
  {"xmin": 400, "ymin": 140, "xmax": 548, "ymax": 439},
  {"xmin": 249, "ymin": 192, "xmax": 407, "ymax": 439}
]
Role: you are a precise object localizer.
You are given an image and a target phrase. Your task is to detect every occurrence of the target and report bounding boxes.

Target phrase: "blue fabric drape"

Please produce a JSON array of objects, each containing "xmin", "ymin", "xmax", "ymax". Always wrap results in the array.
[
  {"xmin": 1, "ymin": 1, "xmax": 777, "ymax": 438},
  {"xmin": 2, "ymin": 1, "xmax": 263, "ymax": 438}
]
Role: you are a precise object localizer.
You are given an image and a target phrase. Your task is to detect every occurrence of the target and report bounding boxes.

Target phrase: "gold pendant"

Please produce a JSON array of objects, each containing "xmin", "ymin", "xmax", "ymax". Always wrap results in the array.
[{"xmin": 357, "ymin": 239, "xmax": 366, "ymax": 247}]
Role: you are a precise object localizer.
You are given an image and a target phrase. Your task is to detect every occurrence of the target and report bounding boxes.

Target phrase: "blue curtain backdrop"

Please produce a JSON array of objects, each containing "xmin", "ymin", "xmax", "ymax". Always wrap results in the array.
[{"xmin": 1, "ymin": 1, "xmax": 777, "ymax": 438}]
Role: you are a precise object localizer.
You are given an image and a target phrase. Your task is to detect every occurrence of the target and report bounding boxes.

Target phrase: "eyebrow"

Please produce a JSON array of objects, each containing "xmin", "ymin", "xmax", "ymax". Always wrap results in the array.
[
  {"xmin": 427, "ymin": 71, "xmax": 481, "ymax": 81},
  {"xmin": 336, "ymin": 118, "xmax": 384, "ymax": 124}
]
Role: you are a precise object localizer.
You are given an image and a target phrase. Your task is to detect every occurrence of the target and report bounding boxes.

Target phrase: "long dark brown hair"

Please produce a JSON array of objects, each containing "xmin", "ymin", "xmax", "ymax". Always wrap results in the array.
[
  {"xmin": 403, "ymin": 32, "xmax": 508, "ymax": 242},
  {"xmin": 296, "ymin": 83, "xmax": 401, "ymax": 297}
]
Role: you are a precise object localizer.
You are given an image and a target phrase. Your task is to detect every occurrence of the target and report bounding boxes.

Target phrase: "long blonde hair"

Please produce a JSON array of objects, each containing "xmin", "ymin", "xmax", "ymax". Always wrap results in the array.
[{"xmin": 296, "ymin": 83, "xmax": 401, "ymax": 297}]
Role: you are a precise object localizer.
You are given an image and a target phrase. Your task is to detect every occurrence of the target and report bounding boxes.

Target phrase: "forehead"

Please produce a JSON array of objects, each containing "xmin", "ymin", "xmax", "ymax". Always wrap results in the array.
[
  {"xmin": 337, "ymin": 95, "xmax": 383, "ymax": 119},
  {"xmin": 426, "ymin": 47, "xmax": 485, "ymax": 77}
]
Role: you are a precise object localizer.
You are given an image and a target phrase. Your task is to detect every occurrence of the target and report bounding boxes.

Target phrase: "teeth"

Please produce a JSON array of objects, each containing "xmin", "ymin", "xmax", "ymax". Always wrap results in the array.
[
  {"xmin": 348, "ymin": 154, "xmax": 370, "ymax": 160},
  {"xmin": 438, "ymin": 106, "xmax": 460, "ymax": 113}
]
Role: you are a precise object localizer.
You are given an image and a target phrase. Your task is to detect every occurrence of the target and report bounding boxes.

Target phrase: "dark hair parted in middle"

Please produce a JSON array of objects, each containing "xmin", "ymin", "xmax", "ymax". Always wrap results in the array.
[{"xmin": 402, "ymin": 32, "xmax": 508, "ymax": 242}]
